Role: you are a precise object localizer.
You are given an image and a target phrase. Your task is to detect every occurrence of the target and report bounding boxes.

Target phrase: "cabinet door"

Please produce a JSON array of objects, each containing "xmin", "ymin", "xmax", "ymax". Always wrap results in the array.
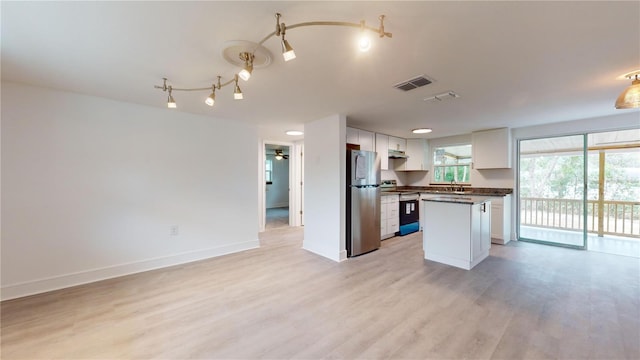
[
  {"xmin": 359, "ymin": 130, "xmax": 375, "ymax": 152},
  {"xmin": 375, "ymin": 133, "xmax": 389, "ymax": 170},
  {"xmin": 388, "ymin": 136, "xmax": 406, "ymax": 152},
  {"xmin": 405, "ymin": 139, "xmax": 429, "ymax": 170},
  {"xmin": 346, "ymin": 127, "xmax": 359, "ymax": 144},
  {"xmin": 491, "ymin": 203, "xmax": 504, "ymax": 239}
]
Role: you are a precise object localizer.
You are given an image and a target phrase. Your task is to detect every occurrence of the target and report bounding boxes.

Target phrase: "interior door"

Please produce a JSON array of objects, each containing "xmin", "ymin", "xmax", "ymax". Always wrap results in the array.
[{"xmin": 518, "ymin": 134, "xmax": 587, "ymax": 249}]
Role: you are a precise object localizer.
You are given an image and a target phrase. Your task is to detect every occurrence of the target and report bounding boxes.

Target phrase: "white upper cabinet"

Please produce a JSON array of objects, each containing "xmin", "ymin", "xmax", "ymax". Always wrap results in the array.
[
  {"xmin": 388, "ymin": 136, "xmax": 406, "ymax": 152},
  {"xmin": 346, "ymin": 127, "xmax": 375, "ymax": 152},
  {"xmin": 346, "ymin": 127, "xmax": 359, "ymax": 144},
  {"xmin": 472, "ymin": 128, "xmax": 512, "ymax": 169},
  {"xmin": 375, "ymin": 133, "xmax": 389, "ymax": 170},
  {"xmin": 395, "ymin": 139, "xmax": 429, "ymax": 171}
]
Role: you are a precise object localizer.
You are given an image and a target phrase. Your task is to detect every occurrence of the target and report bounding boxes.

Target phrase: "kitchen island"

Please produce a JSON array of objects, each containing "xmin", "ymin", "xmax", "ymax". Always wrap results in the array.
[{"xmin": 422, "ymin": 196, "xmax": 491, "ymax": 270}]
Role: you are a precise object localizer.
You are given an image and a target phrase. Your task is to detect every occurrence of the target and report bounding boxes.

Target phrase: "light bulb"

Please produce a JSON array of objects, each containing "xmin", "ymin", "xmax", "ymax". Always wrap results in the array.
[
  {"xmin": 358, "ymin": 35, "xmax": 371, "ymax": 52},
  {"xmin": 238, "ymin": 68, "xmax": 251, "ymax": 81}
]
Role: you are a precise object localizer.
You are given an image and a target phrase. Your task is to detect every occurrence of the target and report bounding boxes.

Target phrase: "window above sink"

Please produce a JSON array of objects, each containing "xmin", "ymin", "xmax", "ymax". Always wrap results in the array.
[{"xmin": 432, "ymin": 144, "xmax": 472, "ymax": 184}]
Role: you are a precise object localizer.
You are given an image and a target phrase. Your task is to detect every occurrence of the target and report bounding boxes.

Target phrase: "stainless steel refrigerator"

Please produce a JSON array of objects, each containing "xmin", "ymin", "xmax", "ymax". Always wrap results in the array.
[{"xmin": 346, "ymin": 149, "xmax": 381, "ymax": 257}]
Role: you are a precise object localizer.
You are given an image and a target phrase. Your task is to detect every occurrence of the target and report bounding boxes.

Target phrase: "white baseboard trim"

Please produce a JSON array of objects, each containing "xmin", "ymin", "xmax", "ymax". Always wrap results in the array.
[
  {"xmin": 1, "ymin": 239, "xmax": 260, "ymax": 301},
  {"xmin": 301, "ymin": 245, "xmax": 341, "ymax": 262},
  {"xmin": 338, "ymin": 249, "xmax": 347, "ymax": 262}
]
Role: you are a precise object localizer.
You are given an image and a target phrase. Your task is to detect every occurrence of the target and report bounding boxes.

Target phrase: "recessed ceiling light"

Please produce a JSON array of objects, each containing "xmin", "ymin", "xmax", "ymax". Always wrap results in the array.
[
  {"xmin": 412, "ymin": 128, "xmax": 432, "ymax": 134},
  {"xmin": 286, "ymin": 130, "xmax": 304, "ymax": 136}
]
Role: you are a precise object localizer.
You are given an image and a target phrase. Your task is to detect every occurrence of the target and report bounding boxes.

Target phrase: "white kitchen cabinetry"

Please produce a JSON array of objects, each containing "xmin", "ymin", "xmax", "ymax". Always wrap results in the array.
[
  {"xmin": 375, "ymin": 133, "xmax": 389, "ymax": 170},
  {"xmin": 395, "ymin": 139, "xmax": 429, "ymax": 171},
  {"xmin": 381, "ymin": 194, "xmax": 399, "ymax": 239},
  {"xmin": 346, "ymin": 127, "xmax": 375, "ymax": 152},
  {"xmin": 423, "ymin": 199, "xmax": 491, "ymax": 270},
  {"xmin": 472, "ymin": 128, "xmax": 512, "ymax": 169},
  {"xmin": 388, "ymin": 136, "xmax": 406, "ymax": 152},
  {"xmin": 490, "ymin": 194, "xmax": 512, "ymax": 244}
]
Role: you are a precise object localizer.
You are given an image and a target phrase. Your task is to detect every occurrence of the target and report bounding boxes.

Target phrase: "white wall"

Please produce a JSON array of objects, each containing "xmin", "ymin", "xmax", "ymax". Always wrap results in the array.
[
  {"xmin": 303, "ymin": 114, "xmax": 346, "ymax": 262},
  {"xmin": 1, "ymin": 82, "xmax": 260, "ymax": 300},
  {"xmin": 265, "ymin": 154, "xmax": 289, "ymax": 208}
]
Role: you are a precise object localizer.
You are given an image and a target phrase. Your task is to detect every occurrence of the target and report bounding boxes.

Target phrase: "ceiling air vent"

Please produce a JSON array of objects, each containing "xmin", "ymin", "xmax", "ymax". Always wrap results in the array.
[
  {"xmin": 393, "ymin": 75, "xmax": 434, "ymax": 91},
  {"xmin": 424, "ymin": 91, "xmax": 460, "ymax": 103}
]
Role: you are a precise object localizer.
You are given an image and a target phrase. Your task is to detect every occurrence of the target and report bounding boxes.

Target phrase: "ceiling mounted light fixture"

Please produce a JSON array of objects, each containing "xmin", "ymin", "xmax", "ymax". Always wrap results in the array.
[
  {"xmin": 155, "ymin": 12, "xmax": 392, "ymax": 109},
  {"xmin": 615, "ymin": 70, "xmax": 640, "ymax": 109},
  {"xmin": 285, "ymin": 130, "xmax": 304, "ymax": 136},
  {"xmin": 412, "ymin": 128, "xmax": 432, "ymax": 134}
]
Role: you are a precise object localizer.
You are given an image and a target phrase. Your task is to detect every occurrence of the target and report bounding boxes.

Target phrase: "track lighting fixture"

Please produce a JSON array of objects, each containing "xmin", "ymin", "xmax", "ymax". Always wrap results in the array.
[
  {"xmin": 238, "ymin": 52, "xmax": 254, "ymax": 81},
  {"xmin": 615, "ymin": 70, "xmax": 640, "ymax": 109},
  {"xmin": 155, "ymin": 12, "xmax": 392, "ymax": 109}
]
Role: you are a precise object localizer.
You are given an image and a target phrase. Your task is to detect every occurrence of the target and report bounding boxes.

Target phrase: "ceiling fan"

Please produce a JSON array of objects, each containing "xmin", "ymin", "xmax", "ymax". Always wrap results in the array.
[{"xmin": 274, "ymin": 150, "xmax": 289, "ymax": 160}]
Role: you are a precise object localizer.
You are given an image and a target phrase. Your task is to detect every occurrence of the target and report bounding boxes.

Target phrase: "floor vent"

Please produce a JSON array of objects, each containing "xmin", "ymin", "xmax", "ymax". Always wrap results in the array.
[{"xmin": 393, "ymin": 75, "xmax": 434, "ymax": 91}]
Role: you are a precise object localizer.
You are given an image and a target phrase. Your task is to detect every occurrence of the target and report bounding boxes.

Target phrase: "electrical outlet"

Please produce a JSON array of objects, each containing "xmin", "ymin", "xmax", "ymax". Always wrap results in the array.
[{"xmin": 170, "ymin": 225, "xmax": 179, "ymax": 236}]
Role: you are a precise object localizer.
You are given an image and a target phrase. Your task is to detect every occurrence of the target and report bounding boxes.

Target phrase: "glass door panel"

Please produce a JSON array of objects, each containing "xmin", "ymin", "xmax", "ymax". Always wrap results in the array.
[{"xmin": 518, "ymin": 134, "xmax": 586, "ymax": 248}]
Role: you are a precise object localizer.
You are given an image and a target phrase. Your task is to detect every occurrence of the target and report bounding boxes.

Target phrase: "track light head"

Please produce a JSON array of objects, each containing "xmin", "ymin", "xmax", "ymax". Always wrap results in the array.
[
  {"xmin": 234, "ymin": 75, "xmax": 243, "ymax": 100},
  {"xmin": 205, "ymin": 89, "xmax": 216, "ymax": 106},
  {"xmin": 167, "ymin": 87, "xmax": 176, "ymax": 108},
  {"xmin": 281, "ymin": 38, "xmax": 296, "ymax": 61},
  {"xmin": 280, "ymin": 23, "xmax": 296, "ymax": 62},
  {"xmin": 238, "ymin": 52, "xmax": 254, "ymax": 81},
  {"xmin": 358, "ymin": 20, "xmax": 372, "ymax": 52}
]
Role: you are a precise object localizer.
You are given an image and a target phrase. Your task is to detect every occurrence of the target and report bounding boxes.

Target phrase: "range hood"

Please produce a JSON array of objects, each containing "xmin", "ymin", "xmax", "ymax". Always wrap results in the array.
[{"xmin": 388, "ymin": 149, "xmax": 408, "ymax": 159}]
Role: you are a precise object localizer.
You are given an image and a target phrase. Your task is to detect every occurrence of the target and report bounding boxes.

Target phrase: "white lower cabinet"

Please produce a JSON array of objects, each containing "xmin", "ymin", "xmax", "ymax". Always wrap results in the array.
[
  {"xmin": 490, "ymin": 194, "xmax": 512, "ymax": 244},
  {"xmin": 381, "ymin": 194, "xmax": 399, "ymax": 239}
]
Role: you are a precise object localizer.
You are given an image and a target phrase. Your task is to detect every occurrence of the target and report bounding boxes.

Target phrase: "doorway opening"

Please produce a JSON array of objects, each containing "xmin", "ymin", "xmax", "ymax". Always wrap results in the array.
[
  {"xmin": 265, "ymin": 144, "xmax": 291, "ymax": 230},
  {"xmin": 518, "ymin": 129, "xmax": 640, "ymax": 258}
]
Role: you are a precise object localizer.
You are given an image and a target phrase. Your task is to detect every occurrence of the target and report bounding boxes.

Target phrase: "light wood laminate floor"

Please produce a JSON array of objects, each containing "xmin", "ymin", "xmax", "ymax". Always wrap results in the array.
[{"xmin": 2, "ymin": 227, "xmax": 639, "ymax": 359}]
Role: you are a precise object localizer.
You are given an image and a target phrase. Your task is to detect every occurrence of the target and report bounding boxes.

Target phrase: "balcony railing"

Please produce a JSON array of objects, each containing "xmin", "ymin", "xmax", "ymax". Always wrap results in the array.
[{"xmin": 520, "ymin": 197, "xmax": 640, "ymax": 238}]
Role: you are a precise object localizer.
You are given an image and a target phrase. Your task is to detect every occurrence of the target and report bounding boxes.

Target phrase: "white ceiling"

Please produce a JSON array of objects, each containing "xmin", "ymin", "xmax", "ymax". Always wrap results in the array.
[{"xmin": 2, "ymin": 1, "xmax": 639, "ymax": 142}]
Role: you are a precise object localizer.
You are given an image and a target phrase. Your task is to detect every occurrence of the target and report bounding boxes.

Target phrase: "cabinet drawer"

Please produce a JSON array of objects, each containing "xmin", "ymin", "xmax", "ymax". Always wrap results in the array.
[
  {"xmin": 388, "ymin": 196, "xmax": 399, "ymax": 204},
  {"xmin": 388, "ymin": 218, "xmax": 399, "ymax": 232}
]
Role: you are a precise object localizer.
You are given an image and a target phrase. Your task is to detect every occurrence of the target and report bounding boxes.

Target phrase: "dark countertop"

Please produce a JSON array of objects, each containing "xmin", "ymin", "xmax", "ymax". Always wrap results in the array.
[{"xmin": 397, "ymin": 186, "xmax": 512, "ymax": 197}]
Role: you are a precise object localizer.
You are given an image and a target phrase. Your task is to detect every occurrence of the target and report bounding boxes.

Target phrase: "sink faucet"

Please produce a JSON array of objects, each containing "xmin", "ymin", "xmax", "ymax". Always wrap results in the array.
[{"xmin": 450, "ymin": 180, "xmax": 457, "ymax": 192}]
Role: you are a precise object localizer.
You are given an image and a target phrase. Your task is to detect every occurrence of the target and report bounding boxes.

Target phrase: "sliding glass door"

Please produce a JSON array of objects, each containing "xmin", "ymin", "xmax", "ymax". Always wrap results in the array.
[{"xmin": 518, "ymin": 134, "xmax": 587, "ymax": 249}]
